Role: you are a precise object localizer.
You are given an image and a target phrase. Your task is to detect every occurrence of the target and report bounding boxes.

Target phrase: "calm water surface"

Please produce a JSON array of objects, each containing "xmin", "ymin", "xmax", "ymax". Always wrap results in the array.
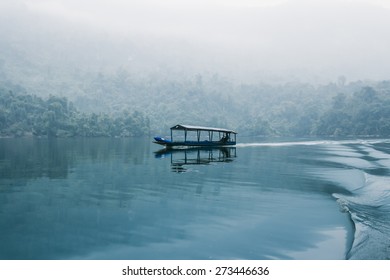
[{"xmin": 0, "ymin": 137, "xmax": 389, "ymax": 259}]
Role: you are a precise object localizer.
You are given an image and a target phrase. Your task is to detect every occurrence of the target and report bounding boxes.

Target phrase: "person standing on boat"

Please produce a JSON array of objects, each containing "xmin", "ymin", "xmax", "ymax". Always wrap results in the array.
[{"xmin": 221, "ymin": 134, "xmax": 229, "ymax": 143}]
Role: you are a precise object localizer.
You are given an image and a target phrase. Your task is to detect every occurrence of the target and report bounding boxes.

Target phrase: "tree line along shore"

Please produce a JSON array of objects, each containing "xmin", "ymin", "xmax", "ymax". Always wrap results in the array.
[{"xmin": 1, "ymin": 78, "xmax": 389, "ymax": 138}]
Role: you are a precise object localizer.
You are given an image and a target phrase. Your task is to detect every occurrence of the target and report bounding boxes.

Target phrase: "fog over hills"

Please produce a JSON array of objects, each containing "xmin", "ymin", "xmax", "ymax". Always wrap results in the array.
[
  {"xmin": 1, "ymin": 0, "xmax": 390, "ymax": 137},
  {"xmin": 1, "ymin": 0, "xmax": 390, "ymax": 86}
]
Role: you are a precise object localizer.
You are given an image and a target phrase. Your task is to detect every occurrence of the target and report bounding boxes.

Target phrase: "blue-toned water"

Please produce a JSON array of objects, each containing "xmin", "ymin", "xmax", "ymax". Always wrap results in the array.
[{"xmin": 0, "ymin": 138, "xmax": 389, "ymax": 259}]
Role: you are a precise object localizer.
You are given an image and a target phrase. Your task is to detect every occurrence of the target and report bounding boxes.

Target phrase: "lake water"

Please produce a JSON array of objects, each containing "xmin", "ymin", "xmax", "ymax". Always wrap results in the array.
[{"xmin": 0, "ymin": 137, "xmax": 389, "ymax": 260}]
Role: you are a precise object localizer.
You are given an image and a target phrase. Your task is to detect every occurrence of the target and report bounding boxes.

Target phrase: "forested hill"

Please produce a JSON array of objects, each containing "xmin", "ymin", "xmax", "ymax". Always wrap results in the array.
[
  {"xmin": 71, "ymin": 74, "xmax": 390, "ymax": 137},
  {"xmin": 0, "ymin": 88, "xmax": 149, "ymax": 137},
  {"xmin": 1, "ymin": 78, "xmax": 390, "ymax": 138},
  {"xmin": 1, "ymin": 1, "xmax": 390, "ymax": 138}
]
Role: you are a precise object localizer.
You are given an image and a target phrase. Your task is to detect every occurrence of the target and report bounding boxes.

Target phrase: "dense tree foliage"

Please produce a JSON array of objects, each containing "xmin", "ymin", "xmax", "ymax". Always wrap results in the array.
[
  {"xmin": 0, "ymin": 89, "xmax": 150, "ymax": 137},
  {"xmin": 68, "ymin": 72, "xmax": 390, "ymax": 137},
  {"xmin": 1, "ymin": 77, "xmax": 389, "ymax": 138},
  {"xmin": 314, "ymin": 85, "xmax": 390, "ymax": 136}
]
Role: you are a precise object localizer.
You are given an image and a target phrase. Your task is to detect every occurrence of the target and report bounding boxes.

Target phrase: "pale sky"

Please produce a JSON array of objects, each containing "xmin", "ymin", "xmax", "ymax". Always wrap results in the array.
[{"xmin": 2, "ymin": 0, "xmax": 390, "ymax": 82}]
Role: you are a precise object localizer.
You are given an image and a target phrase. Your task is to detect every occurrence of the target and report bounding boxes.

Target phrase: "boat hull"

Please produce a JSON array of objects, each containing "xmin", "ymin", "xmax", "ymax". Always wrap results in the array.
[{"xmin": 153, "ymin": 139, "xmax": 236, "ymax": 148}]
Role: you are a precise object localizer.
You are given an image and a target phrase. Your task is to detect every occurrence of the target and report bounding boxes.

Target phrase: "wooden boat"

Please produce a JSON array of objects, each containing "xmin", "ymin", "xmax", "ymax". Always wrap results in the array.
[{"xmin": 153, "ymin": 124, "xmax": 237, "ymax": 148}]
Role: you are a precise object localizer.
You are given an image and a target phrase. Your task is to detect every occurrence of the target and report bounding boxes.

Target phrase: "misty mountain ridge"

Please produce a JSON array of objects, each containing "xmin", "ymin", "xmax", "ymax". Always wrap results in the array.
[{"xmin": 1, "ymin": 0, "xmax": 390, "ymax": 137}]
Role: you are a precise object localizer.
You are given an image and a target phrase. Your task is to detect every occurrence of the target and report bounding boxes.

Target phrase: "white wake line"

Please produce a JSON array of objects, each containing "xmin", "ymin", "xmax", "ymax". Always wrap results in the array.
[{"xmin": 236, "ymin": 139, "xmax": 390, "ymax": 148}]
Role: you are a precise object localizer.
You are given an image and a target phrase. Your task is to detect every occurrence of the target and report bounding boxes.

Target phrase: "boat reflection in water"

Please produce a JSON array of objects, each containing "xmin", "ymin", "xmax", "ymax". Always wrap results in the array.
[{"xmin": 155, "ymin": 147, "xmax": 237, "ymax": 172}]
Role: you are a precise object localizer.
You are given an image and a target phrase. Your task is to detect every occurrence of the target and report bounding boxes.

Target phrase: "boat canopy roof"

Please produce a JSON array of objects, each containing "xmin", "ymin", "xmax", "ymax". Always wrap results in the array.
[{"xmin": 170, "ymin": 124, "xmax": 237, "ymax": 134}]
